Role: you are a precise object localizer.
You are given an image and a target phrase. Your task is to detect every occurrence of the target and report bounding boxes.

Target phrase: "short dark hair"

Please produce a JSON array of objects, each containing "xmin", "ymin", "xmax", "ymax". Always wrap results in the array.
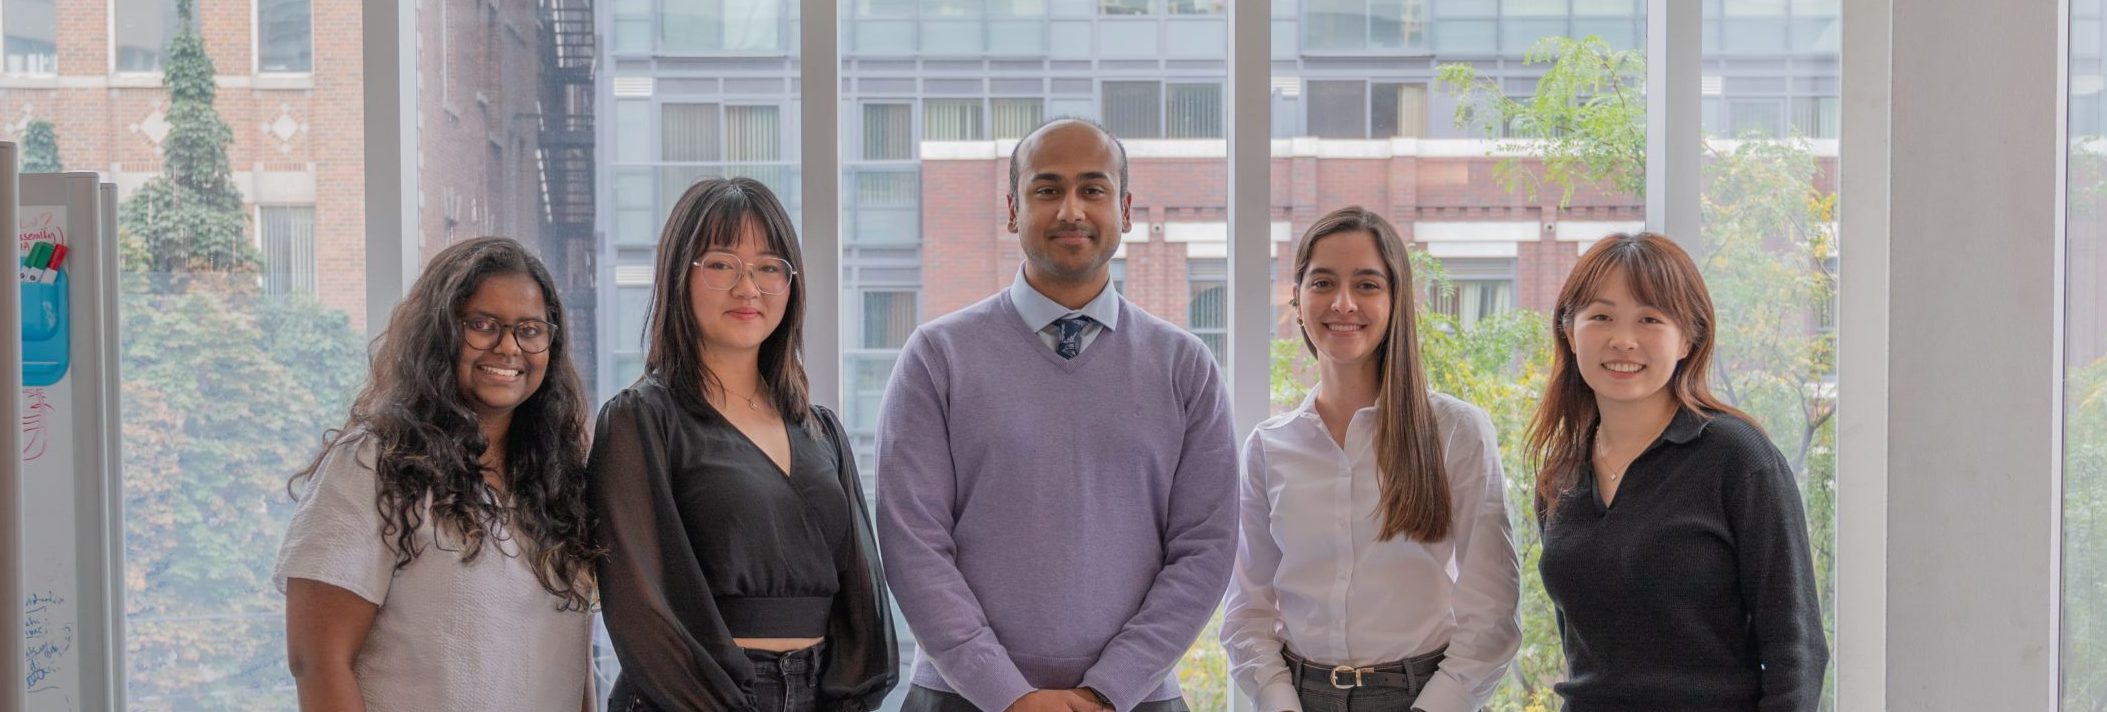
[{"xmin": 1007, "ymin": 117, "xmax": 1130, "ymax": 201}]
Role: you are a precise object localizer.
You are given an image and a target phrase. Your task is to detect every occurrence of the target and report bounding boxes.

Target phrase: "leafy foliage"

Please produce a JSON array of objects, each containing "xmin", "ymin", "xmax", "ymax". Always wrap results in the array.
[
  {"xmin": 118, "ymin": 0, "xmax": 255, "ymax": 282},
  {"xmin": 112, "ymin": 0, "xmax": 367, "ymax": 704},
  {"xmin": 22, "ymin": 118, "xmax": 62, "ymax": 174},
  {"xmin": 1438, "ymin": 36, "xmax": 1647, "ymax": 207}
]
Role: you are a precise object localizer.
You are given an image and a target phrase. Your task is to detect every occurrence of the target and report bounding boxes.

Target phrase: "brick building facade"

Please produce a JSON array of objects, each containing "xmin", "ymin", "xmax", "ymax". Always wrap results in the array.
[{"xmin": 1, "ymin": 0, "xmax": 562, "ymax": 334}]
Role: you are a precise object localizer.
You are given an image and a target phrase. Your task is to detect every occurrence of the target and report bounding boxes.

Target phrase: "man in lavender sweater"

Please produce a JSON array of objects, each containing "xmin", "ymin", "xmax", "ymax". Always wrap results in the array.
[{"xmin": 875, "ymin": 118, "xmax": 1239, "ymax": 712}]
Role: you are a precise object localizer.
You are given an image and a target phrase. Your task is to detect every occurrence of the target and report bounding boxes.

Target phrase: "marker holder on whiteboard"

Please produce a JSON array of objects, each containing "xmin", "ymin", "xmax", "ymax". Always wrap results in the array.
[{"xmin": 20, "ymin": 267, "xmax": 67, "ymax": 387}]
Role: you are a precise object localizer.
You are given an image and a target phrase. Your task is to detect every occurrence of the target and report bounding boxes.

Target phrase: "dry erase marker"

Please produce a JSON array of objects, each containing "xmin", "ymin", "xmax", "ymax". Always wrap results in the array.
[
  {"xmin": 40, "ymin": 244, "xmax": 67, "ymax": 283},
  {"xmin": 29, "ymin": 242, "xmax": 54, "ymax": 283},
  {"xmin": 20, "ymin": 242, "xmax": 50, "ymax": 283}
]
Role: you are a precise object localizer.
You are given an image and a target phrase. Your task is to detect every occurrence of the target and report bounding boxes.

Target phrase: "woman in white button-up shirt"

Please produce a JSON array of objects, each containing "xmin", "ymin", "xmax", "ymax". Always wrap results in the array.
[{"xmin": 1221, "ymin": 206, "xmax": 1523, "ymax": 712}]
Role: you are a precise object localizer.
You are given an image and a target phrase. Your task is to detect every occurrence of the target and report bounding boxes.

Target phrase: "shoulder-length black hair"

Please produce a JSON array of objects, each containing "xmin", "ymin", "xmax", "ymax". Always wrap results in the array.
[
  {"xmin": 641, "ymin": 176, "xmax": 813, "ymax": 427},
  {"xmin": 1528, "ymin": 232, "xmax": 1756, "ymax": 522},
  {"xmin": 292, "ymin": 236, "xmax": 598, "ymax": 610}
]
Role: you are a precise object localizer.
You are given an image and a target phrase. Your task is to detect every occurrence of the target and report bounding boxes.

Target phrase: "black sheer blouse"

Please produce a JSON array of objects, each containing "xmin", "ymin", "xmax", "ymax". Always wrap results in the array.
[{"xmin": 589, "ymin": 377, "xmax": 896, "ymax": 711}]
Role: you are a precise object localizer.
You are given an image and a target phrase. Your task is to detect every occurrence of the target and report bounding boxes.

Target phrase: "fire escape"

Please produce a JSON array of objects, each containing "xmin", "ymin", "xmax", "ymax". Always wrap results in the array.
[{"xmin": 538, "ymin": 0, "xmax": 599, "ymax": 393}]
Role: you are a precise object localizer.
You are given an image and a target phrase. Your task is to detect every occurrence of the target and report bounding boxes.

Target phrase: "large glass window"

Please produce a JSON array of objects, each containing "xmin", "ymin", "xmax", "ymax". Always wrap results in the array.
[
  {"xmin": 1306, "ymin": 0, "xmax": 1426, "ymax": 51},
  {"xmin": 839, "ymin": 16, "xmax": 1229, "ymax": 707},
  {"xmin": 2066, "ymin": 1, "xmax": 2107, "ymax": 707},
  {"xmin": 1288, "ymin": 6, "xmax": 1654, "ymax": 708},
  {"xmin": 2, "ymin": 0, "xmax": 54, "ymax": 74},
  {"xmin": 663, "ymin": 0, "xmax": 784, "ymax": 53},
  {"xmin": 1703, "ymin": 2, "xmax": 1839, "ymax": 708},
  {"xmin": 257, "ymin": 0, "xmax": 313, "ymax": 73},
  {"xmin": 83, "ymin": 0, "xmax": 370, "ymax": 704},
  {"xmin": 114, "ymin": 0, "xmax": 185, "ymax": 73}
]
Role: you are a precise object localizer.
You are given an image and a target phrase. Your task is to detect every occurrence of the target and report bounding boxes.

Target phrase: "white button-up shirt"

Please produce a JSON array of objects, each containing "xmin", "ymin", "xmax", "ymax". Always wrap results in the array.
[{"xmin": 1221, "ymin": 390, "xmax": 1522, "ymax": 712}]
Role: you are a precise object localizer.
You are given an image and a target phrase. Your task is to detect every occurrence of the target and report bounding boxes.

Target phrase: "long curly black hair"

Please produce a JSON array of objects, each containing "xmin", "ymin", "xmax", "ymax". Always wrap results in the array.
[{"xmin": 291, "ymin": 236, "xmax": 599, "ymax": 610}]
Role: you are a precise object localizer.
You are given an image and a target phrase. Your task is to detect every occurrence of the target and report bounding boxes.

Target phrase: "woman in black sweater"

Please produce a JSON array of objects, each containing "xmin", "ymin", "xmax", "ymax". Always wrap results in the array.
[{"xmin": 1526, "ymin": 232, "xmax": 1827, "ymax": 711}]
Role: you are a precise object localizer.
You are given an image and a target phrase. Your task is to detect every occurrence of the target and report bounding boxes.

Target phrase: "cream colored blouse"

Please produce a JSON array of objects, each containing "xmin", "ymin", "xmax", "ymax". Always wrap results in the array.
[{"xmin": 274, "ymin": 434, "xmax": 593, "ymax": 712}]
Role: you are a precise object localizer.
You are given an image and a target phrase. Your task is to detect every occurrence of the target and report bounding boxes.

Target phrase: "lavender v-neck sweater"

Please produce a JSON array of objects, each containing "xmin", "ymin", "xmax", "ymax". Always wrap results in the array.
[{"xmin": 875, "ymin": 291, "xmax": 1239, "ymax": 712}]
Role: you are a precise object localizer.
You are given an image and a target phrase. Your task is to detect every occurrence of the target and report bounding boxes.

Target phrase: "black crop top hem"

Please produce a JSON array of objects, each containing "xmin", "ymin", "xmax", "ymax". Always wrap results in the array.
[{"xmin": 719, "ymin": 596, "xmax": 832, "ymax": 638}]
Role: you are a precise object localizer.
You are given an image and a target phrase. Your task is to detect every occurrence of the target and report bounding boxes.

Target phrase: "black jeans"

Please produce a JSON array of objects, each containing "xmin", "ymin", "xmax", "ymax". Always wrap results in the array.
[
  {"xmin": 899, "ymin": 685, "xmax": 1192, "ymax": 712},
  {"xmin": 610, "ymin": 643, "xmax": 825, "ymax": 712}
]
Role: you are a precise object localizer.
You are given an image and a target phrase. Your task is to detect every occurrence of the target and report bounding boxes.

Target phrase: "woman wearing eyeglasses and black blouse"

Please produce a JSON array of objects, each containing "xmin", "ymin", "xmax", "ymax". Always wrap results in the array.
[{"xmin": 590, "ymin": 177, "xmax": 896, "ymax": 712}]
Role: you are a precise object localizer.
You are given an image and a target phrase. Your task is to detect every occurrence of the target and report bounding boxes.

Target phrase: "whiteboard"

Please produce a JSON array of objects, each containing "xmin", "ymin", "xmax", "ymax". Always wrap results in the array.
[{"xmin": 16, "ymin": 172, "xmax": 113, "ymax": 712}]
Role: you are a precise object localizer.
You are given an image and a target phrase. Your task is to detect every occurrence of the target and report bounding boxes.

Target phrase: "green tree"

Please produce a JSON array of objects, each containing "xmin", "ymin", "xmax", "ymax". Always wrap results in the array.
[
  {"xmin": 2061, "ymin": 138, "xmax": 2107, "ymax": 711},
  {"xmin": 119, "ymin": 0, "xmax": 254, "ymax": 282},
  {"xmin": 2062, "ymin": 353, "xmax": 2107, "ymax": 710},
  {"xmin": 22, "ymin": 118, "xmax": 62, "ymax": 173},
  {"xmin": 113, "ymin": 0, "xmax": 366, "ymax": 706}
]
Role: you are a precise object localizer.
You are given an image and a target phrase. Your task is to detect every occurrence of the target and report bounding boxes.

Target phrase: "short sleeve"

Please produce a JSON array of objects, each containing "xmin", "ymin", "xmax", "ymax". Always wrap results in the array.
[{"xmin": 274, "ymin": 435, "xmax": 396, "ymax": 606}]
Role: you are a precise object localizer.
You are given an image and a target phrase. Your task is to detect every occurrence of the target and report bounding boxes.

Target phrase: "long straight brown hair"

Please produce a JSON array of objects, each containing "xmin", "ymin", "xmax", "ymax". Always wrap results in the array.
[
  {"xmin": 1527, "ymin": 232, "xmax": 1754, "ymax": 522},
  {"xmin": 642, "ymin": 177, "xmax": 813, "ymax": 427},
  {"xmin": 1294, "ymin": 206, "xmax": 1451, "ymax": 543}
]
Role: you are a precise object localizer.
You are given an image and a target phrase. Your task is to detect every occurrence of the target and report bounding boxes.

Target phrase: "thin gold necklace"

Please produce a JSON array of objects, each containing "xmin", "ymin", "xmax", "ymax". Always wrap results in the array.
[{"xmin": 1594, "ymin": 432, "xmax": 1628, "ymax": 483}]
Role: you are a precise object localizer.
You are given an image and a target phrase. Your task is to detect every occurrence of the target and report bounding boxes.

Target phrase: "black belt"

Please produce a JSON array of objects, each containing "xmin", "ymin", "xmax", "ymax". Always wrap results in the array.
[{"xmin": 1283, "ymin": 646, "xmax": 1445, "ymax": 691}]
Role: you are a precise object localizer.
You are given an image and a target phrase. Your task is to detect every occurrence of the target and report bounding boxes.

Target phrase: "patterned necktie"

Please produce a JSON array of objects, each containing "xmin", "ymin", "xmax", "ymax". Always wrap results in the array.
[{"xmin": 1054, "ymin": 315, "xmax": 1092, "ymax": 360}]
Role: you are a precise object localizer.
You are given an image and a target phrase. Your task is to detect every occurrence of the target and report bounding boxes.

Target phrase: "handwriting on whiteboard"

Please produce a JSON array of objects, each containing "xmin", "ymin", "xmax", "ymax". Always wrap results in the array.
[
  {"xmin": 21, "ymin": 387, "xmax": 51, "ymax": 461},
  {"xmin": 24, "ymin": 590, "xmax": 72, "ymax": 695},
  {"xmin": 18, "ymin": 209, "xmax": 64, "ymax": 251}
]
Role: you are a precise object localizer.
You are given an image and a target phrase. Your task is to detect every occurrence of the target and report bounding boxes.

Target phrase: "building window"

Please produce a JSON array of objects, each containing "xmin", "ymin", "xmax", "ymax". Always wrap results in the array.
[
  {"xmin": 1098, "ymin": 0, "xmax": 1222, "ymax": 14},
  {"xmin": 1105, "ymin": 81, "xmax": 1222, "ymax": 140},
  {"xmin": 924, "ymin": 99, "xmax": 986, "ymax": 141},
  {"xmin": 611, "ymin": 0, "xmax": 652, "ymax": 52},
  {"xmin": 114, "ymin": 0, "xmax": 186, "ymax": 73},
  {"xmin": 1307, "ymin": 80, "xmax": 1366, "ymax": 138},
  {"xmin": 725, "ymin": 105, "xmax": 782, "ymax": 161},
  {"xmin": 664, "ymin": 103, "xmax": 725, "ymax": 161},
  {"xmin": 991, "ymin": 98, "xmax": 1044, "ymax": 140},
  {"xmin": 1426, "ymin": 258, "xmax": 1515, "ymax": 329},
  {"xmin": 1371, "ymin": 82, "xmax": 1428, "ymax": 138},
  {"xmin": 1167, "ymin": 0, "xmax": 1224, "ymax": 13},
  {"xmin": 861, "ymin": 291, "xmax": 919, "ymax": 349},
  {"xmin": 3, "ymin": 0, "xmax": 55, "ymax": 75},
  {"xmin": 257, "ymin": 0, "xmax": 312, "ymax": 73},
  {"xmin": 1791, "ymin": 96, "xmax": 1838, "ymax": 139},
  {"xmin": 863, "ymin": 103, "xmax": 913, "ymax": 160},
  {"xmin": 259, "ymin": 206, "xmax": 316, "ymax": 296},
  {"xmin": 658, "ymin": 103, "xmax": 785, "ymax": 203},
  {"xmin": 1309, "ymin": 80, "xmax": 1427, "ymax": 139},
  {"xmin": 662, "ymin": 0, "xmax": 783, "ymax": 54},
  {"xmin": 1166, "ymin": 83, "xmax": 1223, "ymax": 139},
  {"xmin": 1728, "ymin": 99, "xmax": 1782, "ymax": 138},
  {"xmin": 1189, "ymin": 258, "xmax": 1227, "ymax": 365},
  {"xmin": 1306, "ymin": 0, "xmax": 1426, "ymax": 52},
  {"xmin": 1103, "ymin": 81, "xmax": 1164, "ymax": 139}
]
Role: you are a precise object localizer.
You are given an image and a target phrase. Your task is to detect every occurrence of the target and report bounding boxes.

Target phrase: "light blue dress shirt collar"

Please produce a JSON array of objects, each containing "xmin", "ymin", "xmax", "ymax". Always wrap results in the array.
[{"xmin": 1007, "ymin": 263, "xmax": 1122, "ymax": 335}]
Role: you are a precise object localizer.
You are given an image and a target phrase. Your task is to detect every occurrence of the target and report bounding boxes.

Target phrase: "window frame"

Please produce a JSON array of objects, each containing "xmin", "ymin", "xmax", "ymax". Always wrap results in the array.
[
  {"xmin": 253, "ymin": 0, "xmax": 314, "ymax": 75},
  {"xmin": 1, "ymin": 0, "xmax": 58, "ymax": 76}
]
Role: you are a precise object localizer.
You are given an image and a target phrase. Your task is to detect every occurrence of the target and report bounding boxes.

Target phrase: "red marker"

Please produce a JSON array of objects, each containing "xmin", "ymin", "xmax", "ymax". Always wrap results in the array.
[{"xmin": 38, "ymin": 243, "xmax": 65, "ymax": 283}]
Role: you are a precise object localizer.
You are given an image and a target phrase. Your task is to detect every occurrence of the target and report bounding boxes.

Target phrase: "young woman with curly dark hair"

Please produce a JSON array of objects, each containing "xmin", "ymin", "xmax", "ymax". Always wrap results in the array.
[{"xmin": 276, "ymin": 236, "xmax": 600, "ymax": 711}]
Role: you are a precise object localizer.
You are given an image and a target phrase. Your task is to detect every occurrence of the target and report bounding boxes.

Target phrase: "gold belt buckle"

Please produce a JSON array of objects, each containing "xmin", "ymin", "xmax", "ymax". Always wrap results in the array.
[{"xmin": 1329, "ymin": 665, "xmax": 1367, "ymax": 689}]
